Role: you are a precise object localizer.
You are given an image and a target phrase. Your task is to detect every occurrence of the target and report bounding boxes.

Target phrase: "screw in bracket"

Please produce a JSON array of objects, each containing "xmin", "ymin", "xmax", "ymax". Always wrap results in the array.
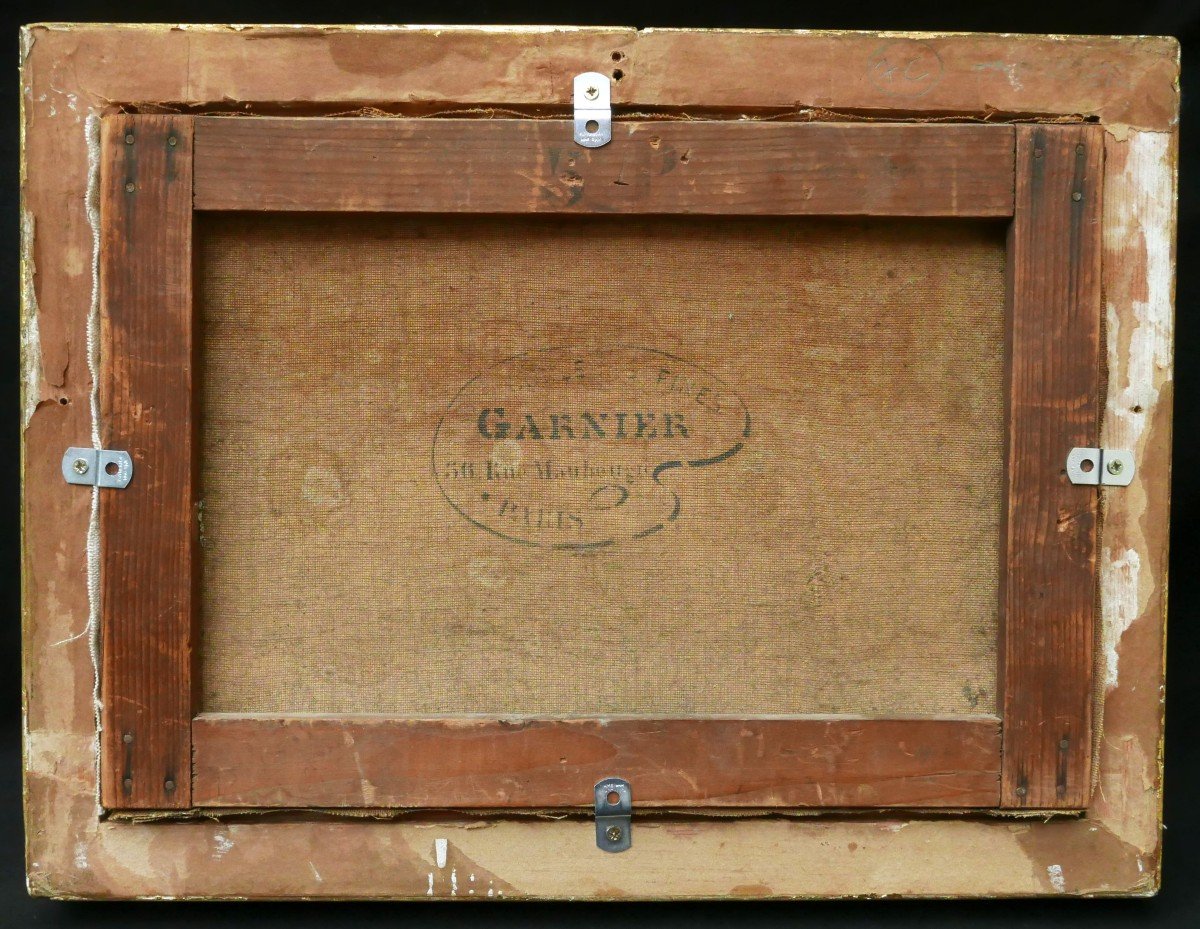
[{"xmin": 72, "ymin": 458, "xmax": 90, "ymax": 475}]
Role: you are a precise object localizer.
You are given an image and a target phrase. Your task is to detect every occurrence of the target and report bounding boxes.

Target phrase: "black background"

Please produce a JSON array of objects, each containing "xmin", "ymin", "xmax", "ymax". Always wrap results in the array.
[{"xmin": 2, "ymin": 1, "xmax": 1196, "ymax": 925}]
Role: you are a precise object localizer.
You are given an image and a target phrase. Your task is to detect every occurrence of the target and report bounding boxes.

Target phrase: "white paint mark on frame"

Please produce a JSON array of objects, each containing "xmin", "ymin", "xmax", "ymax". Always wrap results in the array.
[
  {"xmin": 1103, "ymin": 130, "xmax": 1174, "ymax": 453},
  {"xmin": 19, "ymin": 209, "xmax": 41, "ymax": 430},
  {"xmin": 1100, "ymin": 130, "xmax": 1175, "ymax": 696},
  {"xmin": 213, "ymin": 833, "xmax": 234, "ymax": 859},
  {"xmin": 1101, "ymin": 547, "xmax": 1142, "ymax": 689}
]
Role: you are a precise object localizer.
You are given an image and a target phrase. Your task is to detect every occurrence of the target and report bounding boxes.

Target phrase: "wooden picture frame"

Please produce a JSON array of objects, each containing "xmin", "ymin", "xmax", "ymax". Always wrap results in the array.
[
  {"xmin": 98, "ymin": 114, "xmax": 1099, "ymax": 814},
  {"xmin": 22, "ymin": 25, "xmax": 1177, "ymax": 899}
]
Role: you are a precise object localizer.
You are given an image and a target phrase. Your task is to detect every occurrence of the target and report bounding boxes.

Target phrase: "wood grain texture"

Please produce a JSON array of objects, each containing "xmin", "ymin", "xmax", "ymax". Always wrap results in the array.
[
  {"xmin": 98, "ymin": 114, "xmax": 196, "ymax": 809},
  {"xmin": 192, "ymin": 715, "xmax": 1001, "ymax": 808},
  {"xmin": 193, "ymin": 118, "xmax": 1015, "ymax": 216},
  {"xmin": 1000, "ymin": 124, "xmax": 1103, "ymax": 809},
  {"xmin": 21, "ymin": 26, "xmax": 1175, "ymax": 900},
  {"xmin": 19, "ymin": 27, "xmax": 1180, "ymax": 130}
]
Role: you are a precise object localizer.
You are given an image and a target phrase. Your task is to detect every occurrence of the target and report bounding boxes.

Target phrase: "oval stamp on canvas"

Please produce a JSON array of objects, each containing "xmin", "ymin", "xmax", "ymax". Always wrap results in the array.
[{"xmin": 433, "ymin": 346, "xmax": 751, "ymax": 550}]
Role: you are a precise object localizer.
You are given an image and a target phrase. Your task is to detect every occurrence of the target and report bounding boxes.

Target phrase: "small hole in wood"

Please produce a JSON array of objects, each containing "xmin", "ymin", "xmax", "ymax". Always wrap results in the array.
[
  {"xmin": 1133, "ymin": 405, "xmax": 1144, "ymax": 413},
  {"xmin": 611, "ymin": 51, "xmax": 623, "ymax": 61},
  {"xmin": 612, "ymin": 69, "xmax": 624, "ymax": 81},
  {"xmin": 585, "ymin": 119, "xmax": 599, "ymax": 133},
  {"xmin": 606, "ymin": 790, "xmax": 620, "ymax": 805},
  {"xmin": 58, "ymin": 397, "xmax": 68, "ymax": 405},
  {"xmin": 105, "ymin": 461, "xmax": 120, "ymax": 476},
  {"xmin": 1080, "ymin": 458, "xmax": 1095, "ymax": 473}
]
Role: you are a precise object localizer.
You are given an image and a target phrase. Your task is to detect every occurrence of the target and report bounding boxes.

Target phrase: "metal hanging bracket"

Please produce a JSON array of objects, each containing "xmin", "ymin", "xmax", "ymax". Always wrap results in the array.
[
  {"xmin": 1066, "ymin": 447, "xmax": 1134, "ymax": 487},
  {"xmin": 62, "ymin": 447, "xmax": 134, "ymax": 489},
  {"xmin": 573, "ymin": 72, "xmax": 612, "ymax": 148},
  {"xmin": 594, "ymin": 777, "xmax": 631, "ymax": 852}
]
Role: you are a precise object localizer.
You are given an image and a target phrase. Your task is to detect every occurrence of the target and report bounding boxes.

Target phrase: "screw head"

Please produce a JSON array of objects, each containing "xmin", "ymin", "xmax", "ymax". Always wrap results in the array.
[
  {"xmin": 584, "ymin": 85, "xmax": 599, "ymax": 100},
  {"xmin": 1072, "ymin": 191, "xmax": 1083, "ymax": 202},
  {"xmin": 125, "ymin": 181, "xmax": 136, "ymax": 193},
  {"xmin": 124, "ymin": 133, "xmax": 135, "ymax": 144},
  {"xmin": 168, "ymin": 136, "xmax": 178, "ymax": 147},
  {"xmin": 1107, "ymin": 458, "xmax": 1125, "ymax": 475},
  {"xmin": 605, "ymin": 825, "xmax": 623, "ymax": 843},
  {"xmin": 72, "ymin": 458, "xmax": 90, "ymax": 475}
]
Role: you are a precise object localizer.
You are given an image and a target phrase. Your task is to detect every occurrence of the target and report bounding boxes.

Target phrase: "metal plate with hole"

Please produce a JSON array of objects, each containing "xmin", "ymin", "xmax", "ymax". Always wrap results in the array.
[
  {"xmin": 1066, "ymin": 447, "xmax": 1134, "ymax": 487},
  {"xmin": 573, "ymin": 72, "xmax": 611, "ymax": 148},
  {"xmin": 1066, "ymin": 447, "xmax": 1101, "ymax": 485},
  {"xmin": 61, "ymin": 447, "xmax": 134, "ymax": 489},
  {"xmin": 594, "ymin": 777, "xmax": 631, "ymax": 853}
]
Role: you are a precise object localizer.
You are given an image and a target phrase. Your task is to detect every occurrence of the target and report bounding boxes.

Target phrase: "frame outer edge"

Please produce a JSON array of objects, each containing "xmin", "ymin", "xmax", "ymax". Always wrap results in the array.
[{"xmin": 20, "ymin": 25, "xmax": 1175, "ymax": 899}]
